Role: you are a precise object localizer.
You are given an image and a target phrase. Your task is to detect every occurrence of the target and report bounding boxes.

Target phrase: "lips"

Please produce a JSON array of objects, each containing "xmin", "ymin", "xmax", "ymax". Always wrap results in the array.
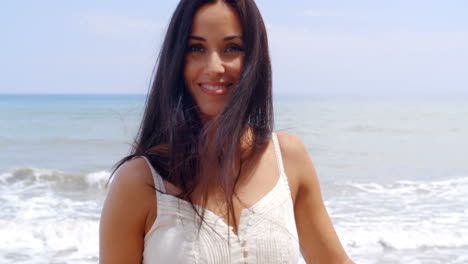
[{"xmin": 198, "ymin": 82, "xmax": 233, "ymax": 96}]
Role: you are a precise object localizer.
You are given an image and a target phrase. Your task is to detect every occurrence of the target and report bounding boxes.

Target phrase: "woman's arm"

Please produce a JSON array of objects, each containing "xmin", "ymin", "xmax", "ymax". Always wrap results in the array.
[
  {"xmin": 278, "ymin": 132, "xmax": 354, "ymax": 264},
  {"xmin": 99, "ymin": 158, "xmax": 154, "ymax": 264}
]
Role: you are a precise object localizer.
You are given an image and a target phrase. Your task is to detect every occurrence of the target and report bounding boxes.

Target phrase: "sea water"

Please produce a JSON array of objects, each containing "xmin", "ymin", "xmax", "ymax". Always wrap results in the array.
[{"xmin": 0, "ymin": 94, "xmax": 467, "ymax": 264}]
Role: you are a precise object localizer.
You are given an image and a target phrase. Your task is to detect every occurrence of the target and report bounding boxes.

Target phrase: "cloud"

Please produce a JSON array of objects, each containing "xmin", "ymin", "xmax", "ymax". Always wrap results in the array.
[
  {"xmin": 299, "ymin": 10, "xmax": 361, "ymax": 19},
  {"xmin": 266, "ymin": 24, "xmax": 468, "ymax": 94},
  {"xmin": 79, "ymin": 12, "xmax": 165, "ymax": 38}
]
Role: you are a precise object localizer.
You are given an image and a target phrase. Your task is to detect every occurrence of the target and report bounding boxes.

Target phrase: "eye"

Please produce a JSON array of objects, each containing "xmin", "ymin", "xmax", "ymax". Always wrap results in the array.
[
  {"xmin": 187, "ymin": 44, "xmax": 205, "ymax": 53},
  {"xmin": 225, "ymin": 43, "xmax": 244, "ymax": 53}
]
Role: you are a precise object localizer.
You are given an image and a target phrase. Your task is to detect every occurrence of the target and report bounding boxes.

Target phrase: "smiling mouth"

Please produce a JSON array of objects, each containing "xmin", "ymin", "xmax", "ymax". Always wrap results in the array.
[{"xmin": 198, "ymin": 83, "xmax": 233, "ymax": 95}]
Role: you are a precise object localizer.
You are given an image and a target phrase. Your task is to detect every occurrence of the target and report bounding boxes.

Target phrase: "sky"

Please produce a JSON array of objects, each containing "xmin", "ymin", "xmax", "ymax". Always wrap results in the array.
[{"xmin": 1, "ymin": 0, "xmax": 467, "ymax": 96}]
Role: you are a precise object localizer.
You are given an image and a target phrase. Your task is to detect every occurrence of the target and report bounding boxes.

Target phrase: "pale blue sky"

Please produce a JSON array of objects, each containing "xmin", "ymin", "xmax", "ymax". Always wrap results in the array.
[{"xmin": 1, "ymin": 0, "xmax": 467, "ymax": 95}]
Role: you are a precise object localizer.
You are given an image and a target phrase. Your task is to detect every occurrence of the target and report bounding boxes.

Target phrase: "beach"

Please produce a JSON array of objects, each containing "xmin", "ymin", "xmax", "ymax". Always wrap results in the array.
[{"xmin": 1, "ymin": 94, "xmax": 467, "ymax": 264}]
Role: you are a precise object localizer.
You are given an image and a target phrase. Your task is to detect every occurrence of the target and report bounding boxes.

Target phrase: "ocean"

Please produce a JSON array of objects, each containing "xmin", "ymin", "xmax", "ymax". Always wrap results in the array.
[{"xmin": 0, "ymin": 94, "xmax": 467, "ymax": 264}]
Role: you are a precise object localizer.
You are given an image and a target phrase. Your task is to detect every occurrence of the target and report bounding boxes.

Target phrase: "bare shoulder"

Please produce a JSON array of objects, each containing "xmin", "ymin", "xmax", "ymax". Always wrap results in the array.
[
  {"xmin": 275, "ymin": 131, "xmax": 308, "ymax": 156},
  {"xmin": 113, "ymin": 156, "xmax": 155, "ymax": 187},
  {"xmin": 275, "ymin": 133, "xmax": 351, "ymax": 263},
  {"xmin": 106, "ymin": 157, "xmax": 156, "ymax": 206},
  {"xmin": 99, "ymin": 156, "xmax": 155, "ymax": 264},
  {"xmin": 103, "ymin": 156, "xmax": 156, "ymax": 224},
  {"xmin": 274, "ymin": 131, "xmax": 314, "ymax": 203},
  {"xmin": 276, "ymin": 132, "xmax": 351, "ymax": 263}
]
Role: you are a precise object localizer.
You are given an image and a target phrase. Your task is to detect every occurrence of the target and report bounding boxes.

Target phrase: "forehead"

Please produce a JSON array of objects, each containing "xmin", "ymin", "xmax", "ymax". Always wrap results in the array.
[{"xmin": 191, "ymin": 2, "xmax": 242, "ymax": 36}]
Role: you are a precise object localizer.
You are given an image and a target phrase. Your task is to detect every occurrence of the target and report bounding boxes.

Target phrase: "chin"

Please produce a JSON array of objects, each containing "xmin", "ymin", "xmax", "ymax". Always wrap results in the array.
[
  {"xmin": 199, "ymin": 106, "xmax": 224, "ymax": 120},
  {"xmin": 200, "ymin": 109, "xmax": 220, "ymax": 118}
]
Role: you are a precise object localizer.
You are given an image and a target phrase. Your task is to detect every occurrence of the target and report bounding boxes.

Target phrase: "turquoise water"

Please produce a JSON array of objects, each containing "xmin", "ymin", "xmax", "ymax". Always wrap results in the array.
[
  {"xmin": 0, "ymin": 94, "xmax": 143, "ymax": 172},
  {"xmin": 1, "ymin": 94, "xmax": 467, "ymax": 263}
]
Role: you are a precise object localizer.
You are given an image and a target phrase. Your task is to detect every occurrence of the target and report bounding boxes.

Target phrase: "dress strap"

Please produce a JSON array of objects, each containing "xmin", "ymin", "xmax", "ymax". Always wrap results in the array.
[
  {"xmin": 271, "ymin": 132, "xmax": 285, "ymax": 177},
  {"xmin": 141, "ymin": 156, "xmax": 166, "ymax": 193}
]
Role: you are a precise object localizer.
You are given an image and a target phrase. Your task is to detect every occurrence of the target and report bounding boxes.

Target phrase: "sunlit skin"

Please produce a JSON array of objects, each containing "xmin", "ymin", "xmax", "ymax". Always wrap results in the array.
[{"xmin": 184, "ymin": 1, "xmax": 244, "ymax": 120}]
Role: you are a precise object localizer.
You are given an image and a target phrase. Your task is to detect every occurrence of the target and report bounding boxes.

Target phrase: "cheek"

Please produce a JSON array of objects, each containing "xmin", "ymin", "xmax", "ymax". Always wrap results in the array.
[
  {"xmin": 229, "ymin": 57, "xmax": 244, "ymax": 79},
  {"xmin": 184, "ymin": 59, "xmax": 197, "ymax": 85}
]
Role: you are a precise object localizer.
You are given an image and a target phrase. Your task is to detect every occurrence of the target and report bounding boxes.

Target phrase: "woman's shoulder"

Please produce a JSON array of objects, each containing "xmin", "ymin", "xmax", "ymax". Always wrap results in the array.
[
  {"xmin": 100, "ymin": 156, "xmax": 156, "ymax": 232},
  {"xmin": 274, "ymin": 131, "xmax": 310, "ymax": 164},
  {"xmin": 107, "ymin": 155, "xmax": 155, "ymax": 197},
  {"xmin": 99, "ymin": 156, "xmax": 155, "ymax": 263},
  {"xmin": 114, "ymin": 156, "xmax": 155, "ymax": 186},
  {"xmin": 274, "ymin": 131, "xmax": 313, "ymax": 202},
  {"xmin": 275, "ymin": 131, "xmax": 306, "ymax": 151},
  {"xmin": 108, "ymin": 156, "xmax": 156, "ymax": 211}
]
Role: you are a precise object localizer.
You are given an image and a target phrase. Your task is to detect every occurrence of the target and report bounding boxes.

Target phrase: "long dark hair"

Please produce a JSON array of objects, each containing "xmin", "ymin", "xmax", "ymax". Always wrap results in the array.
[{"xmin": 111, "ymin": 0, "xmax": 273, "ymax": 233}]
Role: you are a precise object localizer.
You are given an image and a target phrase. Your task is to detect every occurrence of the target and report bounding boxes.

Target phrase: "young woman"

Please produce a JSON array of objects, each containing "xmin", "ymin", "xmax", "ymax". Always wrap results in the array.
[{"xmin": 100, "ymin": 0, "xmax": 355, "ymax": 263}]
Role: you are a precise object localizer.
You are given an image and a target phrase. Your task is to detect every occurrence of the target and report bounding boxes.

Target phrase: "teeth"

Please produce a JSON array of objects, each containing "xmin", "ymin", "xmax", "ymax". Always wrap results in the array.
[{"xmin": 201, "ymin": 84, "xmax": 227, "ymax": 91}]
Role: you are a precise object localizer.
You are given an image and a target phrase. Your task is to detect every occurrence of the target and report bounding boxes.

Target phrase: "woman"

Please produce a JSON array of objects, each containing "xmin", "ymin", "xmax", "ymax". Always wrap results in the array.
[{"xmin": 100, "ymin": 0, "xmax": 355, "ymax": 263}]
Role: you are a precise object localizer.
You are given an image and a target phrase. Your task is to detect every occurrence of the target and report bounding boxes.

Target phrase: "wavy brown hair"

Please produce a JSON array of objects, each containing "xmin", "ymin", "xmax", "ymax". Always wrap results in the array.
[{"xmin": 111, "ymin": 0, "xmax": 273, "ymax": 237}]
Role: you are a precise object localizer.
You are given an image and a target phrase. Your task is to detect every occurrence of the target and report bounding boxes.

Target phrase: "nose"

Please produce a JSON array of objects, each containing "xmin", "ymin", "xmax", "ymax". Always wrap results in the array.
[{"xmin": 205, "ymin": 52, "xmax": 225, "ymax": 75}]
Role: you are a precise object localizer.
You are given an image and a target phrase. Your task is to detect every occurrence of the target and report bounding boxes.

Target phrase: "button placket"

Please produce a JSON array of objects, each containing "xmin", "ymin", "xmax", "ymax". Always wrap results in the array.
[
  {"xmin": 242, "ymin": 244, "xmax": 249, "ymax": 264},
  {"xmin": 247, "ymin": 216, "xmax": 255, "ymax": 226},
  {"xmin": 241, "ymin": 239, "xmax": 247, "ymax": 247},
  {"xmin": 235, "ymin": 227, "xmax": 248, "ymax": 263}
]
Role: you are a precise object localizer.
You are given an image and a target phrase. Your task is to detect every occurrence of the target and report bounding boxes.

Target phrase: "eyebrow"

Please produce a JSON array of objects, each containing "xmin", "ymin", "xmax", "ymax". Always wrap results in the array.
[{"xmin": 189, "ymin": 35, "xmax": 243, "ymax": 41}]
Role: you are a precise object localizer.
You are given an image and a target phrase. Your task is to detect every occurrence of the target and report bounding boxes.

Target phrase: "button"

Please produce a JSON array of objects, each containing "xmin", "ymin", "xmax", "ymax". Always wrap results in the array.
[
  {"xmin": 241, "ymin": 240, "xmax": 247, "ymax": 247},
  {"xmin": 247, "ymin": 217, "xmax": 255, "ymax": 226},
  {"xmin": 243, "ymin": 250, "xmax": 249, "ymax": 258}
]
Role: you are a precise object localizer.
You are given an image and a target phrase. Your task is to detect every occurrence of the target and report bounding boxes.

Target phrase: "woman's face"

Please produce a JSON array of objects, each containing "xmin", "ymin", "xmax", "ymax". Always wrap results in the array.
[{"xmin": 184, "ymin": 1, "xmax": 244, "ymax": 120}]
